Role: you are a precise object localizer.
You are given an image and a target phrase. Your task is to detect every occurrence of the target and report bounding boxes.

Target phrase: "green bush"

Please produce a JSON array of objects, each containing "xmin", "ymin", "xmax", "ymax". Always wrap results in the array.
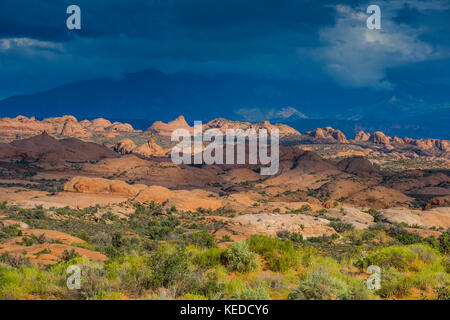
[
  {"xmin": 148, "ymin": 244, "xmax": 190, "ymax": 290},
  {"xmin": 355, "ymin": 245, "xmax": 427, "ymax": 272},
  {"xmin": 183, "ymin": 230, "xmax": 216, "ymax": 249},
  {"xmin": 191, "ymin": 247, "xmax": 223, "ymax": 268},
  {"xmin": 288, "ymin": 271, "xmax": 350, "ymax": 300},
  {"xmin": 438, "ymin": 232, "xmax": 449, "ymax": 254},
  {"xmin": 247, "ymin": 236, "xmax": 297, "ymax": 272},
  {"xmin": 231, "ymin": 286, "xmax": 270, "ymax": 300},
  {"xmin": 221, "ymin": 241, "xmax": 257, "ymax": 273},
  {"xmin": 376, "ymin": 268, "xmax": 412, "ymax": 298},
  {"xmin": 105, "ymin": 254, "xmax": 152, "ymax": 295},
  {"xmin": 328, "ymin": 221, "xmax": 354, "ymax": 233}
]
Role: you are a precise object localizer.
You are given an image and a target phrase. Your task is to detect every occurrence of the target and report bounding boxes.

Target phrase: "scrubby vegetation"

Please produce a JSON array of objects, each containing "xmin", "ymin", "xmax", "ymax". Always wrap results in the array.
[{"xmin": 0, "ymin": 203, "xmax": 449, "ymax": 300}]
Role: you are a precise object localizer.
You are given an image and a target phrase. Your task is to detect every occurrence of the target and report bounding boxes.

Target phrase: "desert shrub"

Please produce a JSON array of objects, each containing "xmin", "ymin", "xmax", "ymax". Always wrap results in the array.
[
  {"xmin": 105, "ymin": 254, "xmax": 152, "ymax": 295},
  {"xmin": 59, "ymin": 249, "xmax": 81, "ymax": 262},
  {"xmin": 91, "ymin": 232, "xmax": 112, "ymax": 247},
  {"xmin": 101, "ymin": 211, "xmax": 118, "ymax": 222},
  {"xmin": 18, "ymin": 208, "xmax": 46, "ymax": 220},
  {"xmin": 328, "ymin": 221, "xmax": 354, "ymax": 233},
  {"xmin": 376, "ymin": 267, "xmax": 412, "ymax": 298},
  {"xmin": 230, "ymin": 286, "xmax": 270, "ymax": 300},
  {"xmin": 365, "ymin": 208, "xmax": 384, "ymax": 222},
  {"xmin": 408, "ymin": 244, "xmax": 440, "ymax": 265},
  {"xmin": 183, "ymin": 230, "xmax": 216, "ymax": 249},
  {"xmin": 288, "ymin": 271, "xmax": 351, "ymax": 300},
  {"xmin": 146, "ymin": 217, "xmax": 179, "ymax": 240},
  {"xmin": 436, "ymin": 286, "xmax": 450, "ymax": 300},
  {"xmin": 0, "ymin": 264, "xmax": 60, "ymax": 299},
  {"xmin": 77, "ymin": 261, "xmax": 112, "ymax": 300},
  {"xmin": 111, "ymin": 232, "xmax": 124, "ymax": 248},
  {"xmin": 0, "ymin": 201, "xmax": 6, "ymax": 209},
  {"xmin": 186, "ymin": 270, "xmax": 225, "ymax": 299},
  {"xmin": 221, "ymin": 241, "xmax": 257, "ymax": 273},
  {"xmin": 191, "ymin": 247, "xmax": 223, "ymax": 268},
  {"xmin": 291, "ymin": 205, "xmax": 312, "ymax": 214},
  {"xmin": 346, "ymin": 229, "xmax": 377, "ymax": 245},
  {"xmin": 148, "ymin": 244, "xmax": 190, "ymax": 291},
  {"xmin": 355, "ymin": 245, "xmax": 424, "ymax": 272},
  {"xmin": 247, "ymin": 236, "xmax": 298, "ymax": 272},
  {"xmin": 0, "ymin": 253, "xmax": 31, "ymax": 268},
  {"xmin": 395, "ymin": 232, "xmax": 423, "ymax": 245},
  {"xmin": 0, "ymin": 224, "xmax": 21, "ymax": 241},
  {"xmin": 438, "ymin": 232, "xmax": 449, "ymax": 254}
]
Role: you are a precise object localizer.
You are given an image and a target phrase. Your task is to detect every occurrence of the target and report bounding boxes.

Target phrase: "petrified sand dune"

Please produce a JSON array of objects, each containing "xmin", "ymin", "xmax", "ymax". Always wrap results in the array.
[
  {"xmin": 214, "ymin": 213, "xmax": 336, "ymax": 241},
  {"xmin": 134, "ymin": 186, "xmax": 223, "ymax": 211},
  {"xmin": 326, "ymin": 206, "xmax": 374, "ymax": 230},
  {"xmin": 0, "ymin": 132, "xmax": 117, "ymax": 162},
  {"xmin": 305, "ymin": 127, "xmax": 348, "ymax": 143},
  {"xmin": 380, "ymin": 207, "xmax": 450, "ymax": 229},
  {"xmin": 134, "ymin": 185, "xmax": 174, "ymax": 203},
  {"xmin": 64, "ymin": 176, "xmax": 139, "ymax": 197},
  {"xmin": 337, "ymin": 156, "xmax": 379, "ymax": 177},
  {"xmin": 0, "ymin": 115, "xmax": 137, "ymax": 141},
  {"xmin": 290, "ymin": 150, "xmax": 337, "ymax": 173},
  {"xmin": 114, "ymin": 138, "xmax": 136, "ymax": 155},
  {"xmin": 133, "ymin": 135, "xmax": 168, "ymax": 157},
  {"xmin": 426, "ymin": 195, "xmax": 450, "ymax": 209},
  {"xmin": 346, "ymin": 186, "xmax": 414, "ymax": 209},
  {"xmin": 318, "ymin": 179, "xmax": 369, "ymax": 200},
  {"xmin": 147, "ymin": 115, "xmax": 300, "ymax": 138}
]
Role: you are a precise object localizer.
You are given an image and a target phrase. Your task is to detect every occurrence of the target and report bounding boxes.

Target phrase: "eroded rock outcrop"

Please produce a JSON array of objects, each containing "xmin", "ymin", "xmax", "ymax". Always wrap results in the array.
[{"xmin": 305, "ymin": 127, "xmax": 348, "ymax": 143}]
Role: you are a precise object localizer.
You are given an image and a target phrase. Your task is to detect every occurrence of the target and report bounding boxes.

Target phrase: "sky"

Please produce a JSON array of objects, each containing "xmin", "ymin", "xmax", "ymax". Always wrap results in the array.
[{"xmin": 0, "ymin": 0, "xmax": 449, "ymax": 100}]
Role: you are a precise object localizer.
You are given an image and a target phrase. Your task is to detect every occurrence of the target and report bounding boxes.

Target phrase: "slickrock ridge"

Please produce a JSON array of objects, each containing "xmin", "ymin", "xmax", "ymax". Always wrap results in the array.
[
  {"xmin": 0, "ymin": 132, "xmax": 117, "ymax": 162},
  {"xmin": 63, "ymin": 176, "xmax": 139, "ymax": 197},
  {"xmin": 147, "ymin": 115, "xmax": 193, "ymax": 136},
  {"xmin": 114, "ymin": 135, "xmax": 168, "ymax": 157},
  {"xmin": 147, "ymin": 115, "xmax": 300, "ymax": 137},
  {"xmin": 354, "ymin": 130, "xmax": 371, "ymax": 142},
  {"xmin": 133, "ymin": 135, "xmax": 168, "ymax": 157},
  {"xmin": 0, "ymin": 115, "xmax": 137, "ymax": 141},
  {"xmin": 204, "ymin": 118, "xmax": 301, "ymax": 137},
  {"xmin": 337, "ymin": 156, "xmax": 379, "ymax": 177},
  {"xmin": 114, "ymin": 138, "xmax": 136, "ymax": 155},
  {"xmin": 369, "ymin": 131, "xmax": 391, "ymax": 145},
  {"xmin": 305, "ymin": 127, "xmax": 348, "ymax": 143}
]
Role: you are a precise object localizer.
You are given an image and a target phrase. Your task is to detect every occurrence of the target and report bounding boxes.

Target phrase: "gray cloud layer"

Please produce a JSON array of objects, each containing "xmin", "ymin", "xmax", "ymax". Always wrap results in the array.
[{"xmin": 0, "ymin": 0, "xmax": 449, "ymax": 98}]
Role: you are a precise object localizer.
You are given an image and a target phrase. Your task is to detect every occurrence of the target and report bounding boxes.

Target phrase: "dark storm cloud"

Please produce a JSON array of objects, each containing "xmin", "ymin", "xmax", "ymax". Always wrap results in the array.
[{"xmin": 0, "ymin": 0, "xmax": 449, "ymax": 98}]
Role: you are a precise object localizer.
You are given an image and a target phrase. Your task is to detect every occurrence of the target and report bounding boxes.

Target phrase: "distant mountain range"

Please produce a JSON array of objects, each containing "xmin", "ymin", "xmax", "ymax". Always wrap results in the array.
[{"xmin": 0, "ymin": 69, "xmax": 449, "ymax": 139}]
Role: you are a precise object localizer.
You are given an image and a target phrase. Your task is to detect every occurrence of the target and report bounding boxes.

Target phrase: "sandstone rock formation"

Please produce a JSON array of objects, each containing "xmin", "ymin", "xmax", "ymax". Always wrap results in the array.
[
  {"xmin": 353, "ymin": 130, "xmax": 371, "ymax": 142},
  {"xmin": 0, "ymin": 115, "xmax": 137, "ymax": 141},
  {"xmin": 114, "ymin": 139, "xmax": 136, "ymax": 155},
  {"xmin": 0, "ymin": 132, "xmax": 117, "ymax": 162},
  {"xmin": 369, "ymin": 131, "xmax": 391, "ymax": 145},
  {"xmin": 305, "ymin": 127, "xmax": 348, "ymax": 143},
  {"xmin": 63, "ymin": 176, "xmax": 139, "ymax": 197},
  {"xmin": 147, "ymin": 115, "xmax": 300, "ymax": 138},
  {"xmin": 337, "ymin": 156, "xmax": 379, "ymax": 177},
  {"xmin": 214, "ymin": 213, "xmax": 336, "ymax": 241},
  {"xmin": 133, "ymin": 135, "xmax": 168, "ymax": 157}
]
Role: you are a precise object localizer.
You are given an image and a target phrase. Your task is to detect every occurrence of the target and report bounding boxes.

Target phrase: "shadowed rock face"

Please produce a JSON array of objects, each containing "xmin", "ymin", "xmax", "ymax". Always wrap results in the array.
[
  {"xmin": 337, "ymin": 156, "xmax": 379, "ymax": 177},
  {"xmin": 0, "ymin": 132, "xmax": 117, "ymax": 162}
]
